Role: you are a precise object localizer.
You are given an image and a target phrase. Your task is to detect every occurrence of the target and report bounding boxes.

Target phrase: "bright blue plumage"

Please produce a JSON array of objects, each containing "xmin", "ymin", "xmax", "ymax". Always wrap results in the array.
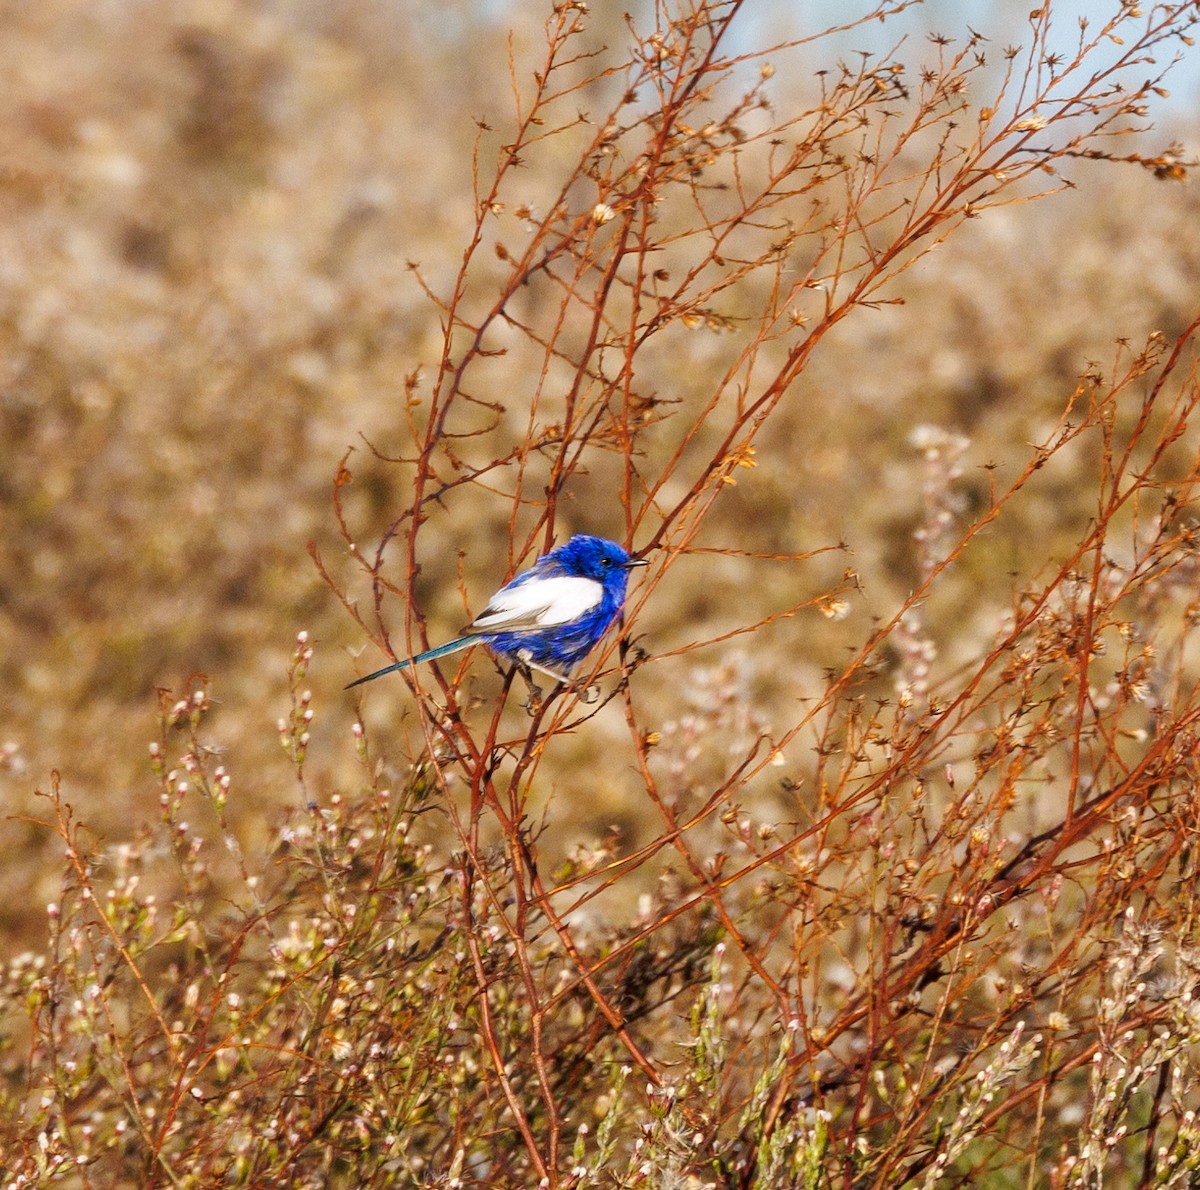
[{"xmin": 346, "ymin": 535, "xmax": 646, "ymax": 690}]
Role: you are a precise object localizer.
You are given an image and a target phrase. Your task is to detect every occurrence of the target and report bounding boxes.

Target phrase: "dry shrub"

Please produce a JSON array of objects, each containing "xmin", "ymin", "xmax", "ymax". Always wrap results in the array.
[{"xmin": 5, "ymin": 2, "xmax": 1200, "ymax": 1186}]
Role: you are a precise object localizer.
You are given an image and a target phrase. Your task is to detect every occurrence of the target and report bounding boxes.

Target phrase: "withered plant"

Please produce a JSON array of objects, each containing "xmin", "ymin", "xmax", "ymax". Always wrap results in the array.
[{"xmin": 6, "ymin": 2, "xmax": 1200, "ymax": 1186}]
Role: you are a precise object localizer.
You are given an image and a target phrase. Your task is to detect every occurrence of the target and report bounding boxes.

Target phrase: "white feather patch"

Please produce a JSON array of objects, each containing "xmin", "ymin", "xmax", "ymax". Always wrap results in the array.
[{"xmin": 468, "ymin": 575, "xmax": 604, "ymax": 633}]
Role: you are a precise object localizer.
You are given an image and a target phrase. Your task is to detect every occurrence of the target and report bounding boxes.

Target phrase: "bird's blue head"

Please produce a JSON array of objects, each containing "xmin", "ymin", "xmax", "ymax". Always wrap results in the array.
[{"xmin": 551, "ymin": 535, "xmax": 647, "ymax": 588}]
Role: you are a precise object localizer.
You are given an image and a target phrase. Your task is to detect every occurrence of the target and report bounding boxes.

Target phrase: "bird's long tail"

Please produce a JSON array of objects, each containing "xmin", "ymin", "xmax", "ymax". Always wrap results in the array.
[{"xmin": 344, "ymin": 636, "xmax": 474, "ymax": 690}]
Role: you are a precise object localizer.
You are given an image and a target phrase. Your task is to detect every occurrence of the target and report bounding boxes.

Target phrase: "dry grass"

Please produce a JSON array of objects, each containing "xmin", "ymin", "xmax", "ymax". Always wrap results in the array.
[{"xmin": 5, "ymin": 1, "xmax": 1200, "ymax": 1185}]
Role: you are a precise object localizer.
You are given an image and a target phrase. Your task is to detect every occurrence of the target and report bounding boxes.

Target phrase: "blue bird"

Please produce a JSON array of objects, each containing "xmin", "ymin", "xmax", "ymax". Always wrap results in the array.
[{"xmin": 346, "ymin": 535, "xmax": 647, "ymax": 690}]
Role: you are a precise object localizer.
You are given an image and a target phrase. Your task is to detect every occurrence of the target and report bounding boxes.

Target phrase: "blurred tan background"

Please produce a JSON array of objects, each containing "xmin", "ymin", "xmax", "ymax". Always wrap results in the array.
[{"xmin": 2, "ymin": 0, "xmax": 1198, "ymax": 946}]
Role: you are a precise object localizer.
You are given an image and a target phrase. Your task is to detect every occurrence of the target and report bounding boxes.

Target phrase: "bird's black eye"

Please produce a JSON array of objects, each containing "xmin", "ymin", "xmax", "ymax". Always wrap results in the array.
[{"xmin": 599, "ymin": 557, "xmax": 612, "ymax": 569}]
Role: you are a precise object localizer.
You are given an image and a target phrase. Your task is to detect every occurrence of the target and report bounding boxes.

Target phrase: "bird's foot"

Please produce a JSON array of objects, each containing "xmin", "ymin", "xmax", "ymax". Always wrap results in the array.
[{"xmin": 522, "ymin": 679, "xmax": 544, "ymax": 716}]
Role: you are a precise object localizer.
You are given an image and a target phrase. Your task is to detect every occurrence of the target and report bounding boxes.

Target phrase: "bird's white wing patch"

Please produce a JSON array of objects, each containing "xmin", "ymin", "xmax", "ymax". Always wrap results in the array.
[{"xmin": 468, "ymin": 575, "xmax": 604, "ymax": 633}]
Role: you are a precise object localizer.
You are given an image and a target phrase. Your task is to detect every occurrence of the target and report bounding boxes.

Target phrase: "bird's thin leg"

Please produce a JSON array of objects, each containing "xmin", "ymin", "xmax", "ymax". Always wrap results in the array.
[
  {"xmin": 520, "ymin": 656, "xmax": 604, "ymax": 704},
  {"xmin": 516, "ymin": 653, "xmax": 571, "ymax": 686},
  {"xmin": 518, "ymin": 670, "xmax": 545, "ymax": 716},
  {"xmin": 512, "ymin": 655, "xmax": 571, "ymax": 716},
  {"xmin": 511, "ymin": 652, "xmax": 603, "ymax": 710},
  {"xmin": 527, "ymin": 660, "xmax": 570, "ymax": 685}
]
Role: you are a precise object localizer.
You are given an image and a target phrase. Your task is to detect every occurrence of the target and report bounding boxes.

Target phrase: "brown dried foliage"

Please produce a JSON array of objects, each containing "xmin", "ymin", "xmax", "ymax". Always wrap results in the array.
[{"xmin": 5, "ymin": 1, "xmax": 1200, "ymax": 1186}]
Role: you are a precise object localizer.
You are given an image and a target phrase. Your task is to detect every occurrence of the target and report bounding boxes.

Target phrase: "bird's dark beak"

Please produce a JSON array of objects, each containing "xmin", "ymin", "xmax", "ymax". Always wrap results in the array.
[{"xmin": 625, "ymin": 557, "xmax": 649, "ymax": 569}]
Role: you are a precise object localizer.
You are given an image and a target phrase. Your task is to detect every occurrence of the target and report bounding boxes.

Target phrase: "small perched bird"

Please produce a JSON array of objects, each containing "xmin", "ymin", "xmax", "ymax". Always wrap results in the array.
[{"xmin": 346, "ymin": 534, "xmax": 647, "ymax": 690}]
